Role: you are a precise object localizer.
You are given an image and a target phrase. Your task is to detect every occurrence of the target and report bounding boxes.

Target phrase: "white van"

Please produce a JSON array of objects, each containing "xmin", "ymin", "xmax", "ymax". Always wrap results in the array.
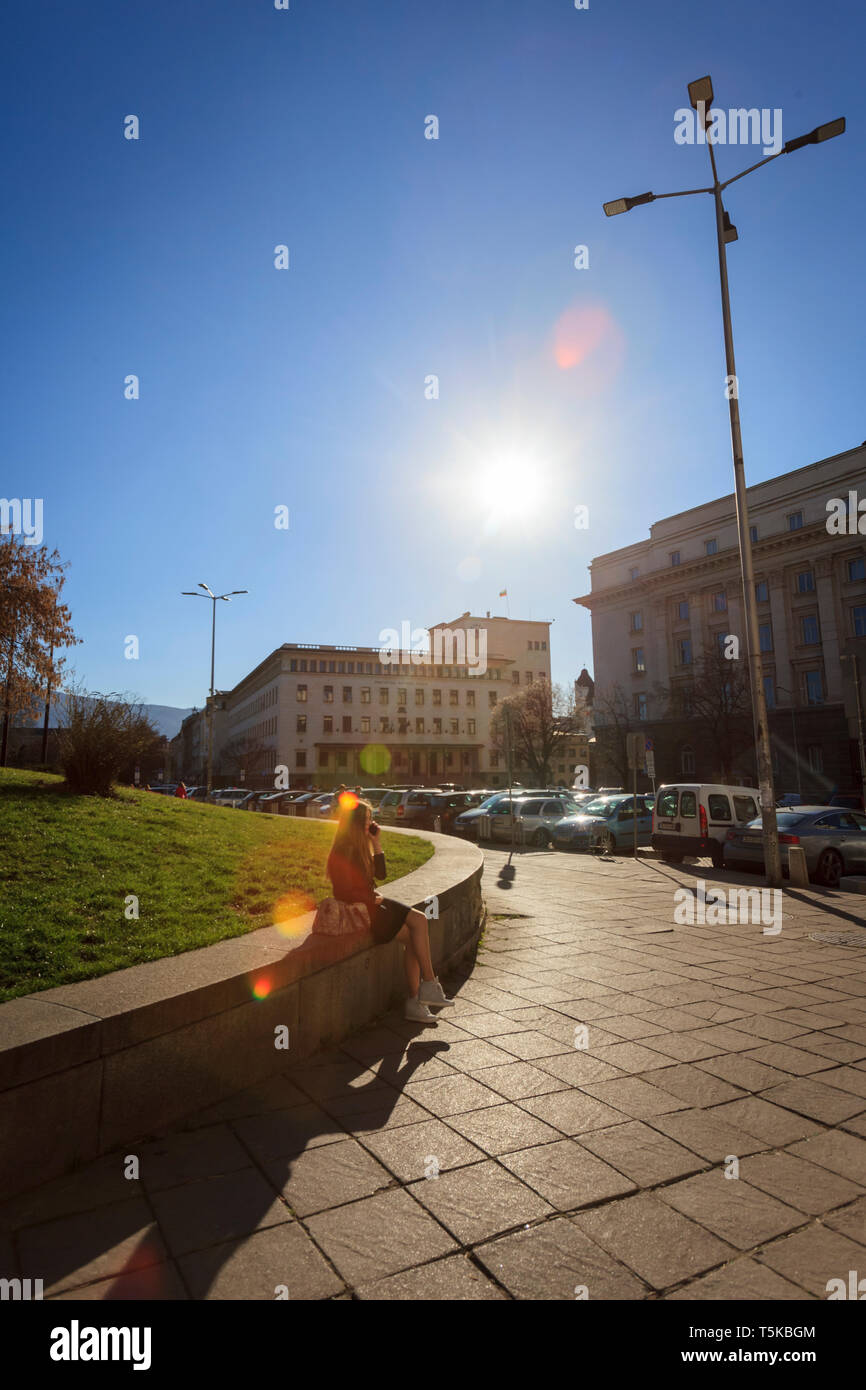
[{"xmin": 652, "ymin": 783, "xmax": 761, "ymax": 868}]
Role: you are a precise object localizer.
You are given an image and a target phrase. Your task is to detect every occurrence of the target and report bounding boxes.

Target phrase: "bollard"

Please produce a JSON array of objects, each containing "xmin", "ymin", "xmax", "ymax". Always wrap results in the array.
[{"xmin": 787, "ymin": 846, "xmax": 809, "ymax": 887}]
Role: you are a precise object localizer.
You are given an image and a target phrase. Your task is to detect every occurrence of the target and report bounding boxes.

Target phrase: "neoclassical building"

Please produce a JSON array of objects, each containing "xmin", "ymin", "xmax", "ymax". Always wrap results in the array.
[
  {"xmin": 576, "ymin": 443, "xmax": 866, "ymax": 797},
  {"xmin": 171, "ymin": 612, "xmax": 555, "ymax": 788}
]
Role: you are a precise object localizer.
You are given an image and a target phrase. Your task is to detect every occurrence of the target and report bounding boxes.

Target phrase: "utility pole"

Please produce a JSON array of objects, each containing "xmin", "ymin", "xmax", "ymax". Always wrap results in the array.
[
  {"xmin": 182, "ymin": 583, "xmax": 248, "ymax": 796},
  {"xmin": 603, "ymin": 76, "xmax": 845, "ymax": 887}
]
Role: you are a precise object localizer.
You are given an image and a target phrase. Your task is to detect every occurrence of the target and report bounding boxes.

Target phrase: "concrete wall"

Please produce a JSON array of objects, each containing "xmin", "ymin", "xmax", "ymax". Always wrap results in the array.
[{"xmin": 0, "ymin": 830, "xmax": 484, "ymax": 1201}]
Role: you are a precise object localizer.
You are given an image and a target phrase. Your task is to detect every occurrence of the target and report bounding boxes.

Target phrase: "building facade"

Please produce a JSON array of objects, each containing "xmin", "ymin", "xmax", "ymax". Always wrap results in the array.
[
  {"xmin": 576, "ymin": 444, "xmax": 866, "ymax": 798},
  {"xmin": 172, "ymin": 613, "xmax": 553, "ymax": 789}
]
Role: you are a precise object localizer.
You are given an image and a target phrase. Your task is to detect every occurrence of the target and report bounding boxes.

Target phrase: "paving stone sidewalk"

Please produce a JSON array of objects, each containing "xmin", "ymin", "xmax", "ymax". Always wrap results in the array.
[{"xmin": 3, "ymin": 847, "xmax": 866, "ymax": 1300}]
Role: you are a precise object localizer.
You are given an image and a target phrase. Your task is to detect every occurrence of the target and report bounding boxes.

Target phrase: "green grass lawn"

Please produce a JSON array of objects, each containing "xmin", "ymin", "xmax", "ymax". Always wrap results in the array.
[{"xmin": 0, "ymin": 769, "xmax": 434, "ymax": 1002}]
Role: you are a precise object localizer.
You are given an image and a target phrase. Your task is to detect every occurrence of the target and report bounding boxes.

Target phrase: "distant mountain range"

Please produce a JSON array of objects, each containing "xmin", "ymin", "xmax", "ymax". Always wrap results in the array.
[{"xmin": 15, "ymin": 695, "xmax": 196, "ymax": 740}]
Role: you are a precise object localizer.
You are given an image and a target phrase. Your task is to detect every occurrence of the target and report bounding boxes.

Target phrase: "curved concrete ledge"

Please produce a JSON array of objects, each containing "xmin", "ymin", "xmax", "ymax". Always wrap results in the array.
[{"xmin": 0, "ymin": 829, "xmax": 484, "ymax": 1200}]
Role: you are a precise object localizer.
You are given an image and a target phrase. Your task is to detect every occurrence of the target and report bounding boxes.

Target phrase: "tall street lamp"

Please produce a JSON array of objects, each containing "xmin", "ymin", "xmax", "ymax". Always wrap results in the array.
[
  {"xmin": 603, "ymin": 76, "xmax": 845, "ymax": 887},
  {"xmin": 182, "ymin": 583, "xmax": 248, "ymax": 794}
]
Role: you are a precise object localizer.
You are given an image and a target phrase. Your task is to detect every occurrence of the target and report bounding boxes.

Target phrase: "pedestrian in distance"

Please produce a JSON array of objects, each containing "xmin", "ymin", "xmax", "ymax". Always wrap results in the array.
[
  {"xmin": 326, "ymin": 799, "xmax": 453, "ymax": 1024},
  {"xmin": 175, "ymin": 781, "xmax": 187, "ymax": 799}
]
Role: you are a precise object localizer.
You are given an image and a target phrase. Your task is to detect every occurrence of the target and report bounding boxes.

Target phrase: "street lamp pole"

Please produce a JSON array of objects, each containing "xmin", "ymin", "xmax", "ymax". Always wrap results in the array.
[
  {"xmin": 603, "ymin": 78, "xmax": 845, "ymax": 887},
  {"xmin": 182, "ymin": 584, "xmax": 248, "ymax": 795}
]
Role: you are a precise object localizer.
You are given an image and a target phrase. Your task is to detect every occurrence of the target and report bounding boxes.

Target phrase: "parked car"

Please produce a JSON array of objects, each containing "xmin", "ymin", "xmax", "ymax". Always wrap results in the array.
[
  {"xmin": 651, "ymin": 783, "xmax": 762, "ymax": 869},
  {"xmin": 776, "ymin": 793, "xmax": 807, "ymax": 808},
  {"xmin": 283, "ymin": 791, "xmax": 321, "ymax": 817},
  {"xmin": 208, "ymin": 787, "xmax": 249, "ymax": 808},
  {"xmin": 238, "ymin": 790, "xmax": 272, "ymax": 811},
  {"xmin": 552, "ymin": 794, "xmax": 655, "ymax": 853},
  {"xmin": 396, "ymin": 791, "xmax": 479, "ymax": 833},
  {"xmin": 830, "ymin": 792, "xmax": 866, "ymax": 812},
  {"xmin": 376, "ymin": 788, "xmax": 445, "ymax": 824},
  {"xmin": 186, "ymin": 786, "xmax": 208, "ymax": 801},
  {"xmin": 259, "ymin": 791, "xmax": 295, "ymax": 814},
  {"xmin": 490, "ymin": 794, "xmax": 583, "ymax": 848},
  {"xmin": 358, "ymin": 788, "xmax": 389, "ymax": 808},
  {"xmin": 452, "ymin": 790, "xmax": 554, "ymax": 839},
  {"xmin": 724, "ymin": 806, "xmax": 866, "ymax": 887},
  {"xmin": 146, "ymin": 783, "xmax": 177, "ymax": 795}
]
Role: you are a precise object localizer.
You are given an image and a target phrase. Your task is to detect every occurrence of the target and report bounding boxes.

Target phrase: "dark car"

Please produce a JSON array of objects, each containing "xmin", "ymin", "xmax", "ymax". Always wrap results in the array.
[
  {"xmin": 238, "ymin": 790, "xmax": 272, "ymax": 811},
  {"xmin": 400, "ymin": 791, "xmax": 479, "ymax": 833},
  {"xmin": 724, "ymin": 806, "xmax": 866, "ymax": 887}
]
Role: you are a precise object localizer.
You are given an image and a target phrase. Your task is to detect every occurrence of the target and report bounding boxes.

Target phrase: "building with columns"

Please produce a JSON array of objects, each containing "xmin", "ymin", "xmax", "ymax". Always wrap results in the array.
[
  {"xmin": 171, "ymin": 612, "xmax": 553, "ymax": 789},
  {"xmin": 575, "ymin": 443, "xmax": 866, "ymax": 798}
]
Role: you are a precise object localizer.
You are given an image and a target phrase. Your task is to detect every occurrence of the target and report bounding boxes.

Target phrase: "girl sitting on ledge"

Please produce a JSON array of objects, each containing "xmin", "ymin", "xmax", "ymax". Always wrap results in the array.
[{"xmin": 326, "ymin": 797, "xmax": 454, "ymax": 1024}]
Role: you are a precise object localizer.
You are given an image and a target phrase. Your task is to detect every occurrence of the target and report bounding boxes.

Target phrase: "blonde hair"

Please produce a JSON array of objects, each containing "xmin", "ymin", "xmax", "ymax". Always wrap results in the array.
[{"xmin": 330, "ymin": 798, "xmax": 374, "ymax": 875}]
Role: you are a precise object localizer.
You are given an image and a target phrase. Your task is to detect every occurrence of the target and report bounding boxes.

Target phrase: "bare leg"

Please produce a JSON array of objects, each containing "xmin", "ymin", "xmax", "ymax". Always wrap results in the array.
[
  {"xmin": 403, "ymin": 934, "xmax": 421, "ymax": 996},
  {"xmin": 395, "ymin": 909, "xmax": 435, "ymax": 986}
]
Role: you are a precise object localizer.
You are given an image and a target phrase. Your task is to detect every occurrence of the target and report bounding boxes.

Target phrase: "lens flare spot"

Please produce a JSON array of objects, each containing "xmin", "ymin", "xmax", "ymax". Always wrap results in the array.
[
  {"xmin": 273, "ymin": 889, "xmax": 317, "ymax": 937},
  {"xmin": 338, "ymin": 792, "xmax": 359, "ymax": 814},
  {"xmin": 552, "ymin": 303, "xmax": 625, "ymax": 389},
  {"xmin": 252, "ymin": 976, "xmax": 272, "ymax": 1000},
  {"xmin": 360, "ymin": 744, "xmax": 391, "ymax": 776}
]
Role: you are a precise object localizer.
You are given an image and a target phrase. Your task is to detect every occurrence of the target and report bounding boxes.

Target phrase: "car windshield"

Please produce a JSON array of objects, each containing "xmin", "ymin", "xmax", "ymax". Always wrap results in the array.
[{"xmin": 580, "ymin": 798, "xmax": 620, "ymax": 818}]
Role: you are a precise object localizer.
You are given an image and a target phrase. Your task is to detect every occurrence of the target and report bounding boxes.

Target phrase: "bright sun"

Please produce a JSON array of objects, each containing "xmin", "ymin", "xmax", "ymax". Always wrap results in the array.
[{"xmin": 468, "ymin": 450, "xmax": 549, "ymax": 530}]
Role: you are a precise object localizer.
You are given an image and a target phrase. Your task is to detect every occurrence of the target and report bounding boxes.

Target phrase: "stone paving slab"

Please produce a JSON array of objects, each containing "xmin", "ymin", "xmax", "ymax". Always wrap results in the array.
[{"xmin": 3, "ymin": 846, "xmax": 866, "ymax": 1300}]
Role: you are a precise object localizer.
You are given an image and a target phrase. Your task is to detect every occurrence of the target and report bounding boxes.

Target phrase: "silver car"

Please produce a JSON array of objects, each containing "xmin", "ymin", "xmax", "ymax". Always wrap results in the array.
[
  {"xmin": 724, "ymin": 806, "xmax": 866, "ymax": 887},
  {"xmin": 490, "ymin": 795, "xmax": 581, "ymax": 848}
]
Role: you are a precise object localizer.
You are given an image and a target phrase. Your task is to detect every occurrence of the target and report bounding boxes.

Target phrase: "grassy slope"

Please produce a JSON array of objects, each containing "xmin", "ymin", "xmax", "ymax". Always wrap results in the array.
[{"xmin": 0, "ymin": 770, "xmax": 434, "ymax": 1001}]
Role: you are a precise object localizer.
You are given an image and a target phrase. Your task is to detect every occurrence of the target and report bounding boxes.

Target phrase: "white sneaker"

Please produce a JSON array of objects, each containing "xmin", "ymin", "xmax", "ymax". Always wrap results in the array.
[
  {"xmin": 405, "ymin": 998, "xmax": 438, "ymax": 1024},
  {"xmin": 418, "ymin": 977, "xmax": 454, "ymax": 1009}
]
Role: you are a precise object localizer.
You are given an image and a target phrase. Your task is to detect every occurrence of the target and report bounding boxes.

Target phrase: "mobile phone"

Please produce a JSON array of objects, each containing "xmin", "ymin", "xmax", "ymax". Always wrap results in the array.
[{"xmin": 369, "ymin": 821, "xmax": 380, "ymax": 834}]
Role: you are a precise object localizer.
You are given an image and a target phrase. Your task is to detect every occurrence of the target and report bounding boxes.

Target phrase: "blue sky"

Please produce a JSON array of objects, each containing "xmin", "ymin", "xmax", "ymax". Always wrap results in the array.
[{"xmin": 4, "ymin": 0, "xmax": 863, "ymax": 709}]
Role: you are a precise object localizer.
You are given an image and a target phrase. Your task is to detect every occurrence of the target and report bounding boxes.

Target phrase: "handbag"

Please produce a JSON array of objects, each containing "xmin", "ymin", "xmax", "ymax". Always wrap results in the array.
[{"xmin": 311, "ymin": 897, "xmax": 371, "ymax": 936}]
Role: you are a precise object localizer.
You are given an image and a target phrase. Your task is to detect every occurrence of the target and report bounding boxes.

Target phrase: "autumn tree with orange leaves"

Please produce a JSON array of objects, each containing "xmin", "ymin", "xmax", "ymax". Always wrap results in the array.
[{"xmin": 0, "ymin": 532, "xmax": 78, "ymax": 764}]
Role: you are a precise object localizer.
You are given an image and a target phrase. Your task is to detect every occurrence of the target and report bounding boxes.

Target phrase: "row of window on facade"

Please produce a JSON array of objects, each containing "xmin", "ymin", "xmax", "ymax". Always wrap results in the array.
[
  {"xmin": 631, "ymin": 606, "xmax": 866, "ymax": 677},
  {"xmin": 630, "ymin": 668, "xmax": 828, "ymax": 722},
  {"xmin": 675, "ymin": 741, "xmax": 825, "ymax": 776},
  {"xmin": 292, "ymin": 748, "xmax": 482, "ymax": 770},
  {"xmin": 629, "ymin": 561, "xmax": 866, "ymax": 633},
  {"xmin": 294, "ymin": 684, "xmax": 499, "ymax": 708},
  {"xmin": 293, "ymin": 715, "xmax": 478, "ymax": 735},
  {"xmin": 631, "ymin": 544, "xmax": 866, "ymax": 583}
]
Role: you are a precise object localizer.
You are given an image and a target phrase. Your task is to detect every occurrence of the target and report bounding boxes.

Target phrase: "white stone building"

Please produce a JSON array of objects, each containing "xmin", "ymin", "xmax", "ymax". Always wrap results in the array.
[
  {"xmin": 575, "ymin": 443, "xmax": 866, "ymax": 796},
  {"xmin": 175, "ymin": 612, "xmax": 553, "ymax": 788}
]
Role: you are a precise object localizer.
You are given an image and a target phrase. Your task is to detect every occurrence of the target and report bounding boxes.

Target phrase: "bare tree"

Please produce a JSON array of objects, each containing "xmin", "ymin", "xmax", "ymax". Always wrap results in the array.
[
  {"xmin": 219, "ymin": 732, "xmax": 271, "ymax": 785},
  {"xmin": 655, "ymin": 644, "xmax": 753, "ymax": 782},
  {"xmin": 490, "ymin": 678, "xmax": 575, "ymax": 785},
  {"xmin": 591, "ymin": 683, "xmax": 634, "ymax": 787}
]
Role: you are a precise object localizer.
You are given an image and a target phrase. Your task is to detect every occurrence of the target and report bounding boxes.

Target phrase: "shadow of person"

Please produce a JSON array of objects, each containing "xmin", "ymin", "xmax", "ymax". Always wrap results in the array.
[{"xmin": 4, "ymin": 973, "xmax": 462, "ymax": 1302}]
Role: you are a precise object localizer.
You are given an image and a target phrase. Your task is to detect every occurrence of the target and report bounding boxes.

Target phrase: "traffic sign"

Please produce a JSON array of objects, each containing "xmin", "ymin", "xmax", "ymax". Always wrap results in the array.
[{"xmin": 626, "ymin": 732, "xmax": 646, "ymax": 770}]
